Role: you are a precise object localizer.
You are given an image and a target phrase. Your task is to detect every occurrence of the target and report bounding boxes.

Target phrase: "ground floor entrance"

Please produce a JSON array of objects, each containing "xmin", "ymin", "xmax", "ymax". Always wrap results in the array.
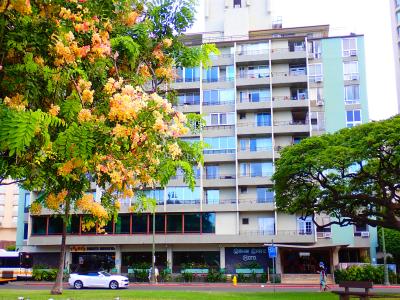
[
  {"xmin": 280, "ymin": 249, "xmax": 331, "ymax": 274},
  {"xmin": 70, "ymin": 252, "xmax": 115, "ymax": 273}
]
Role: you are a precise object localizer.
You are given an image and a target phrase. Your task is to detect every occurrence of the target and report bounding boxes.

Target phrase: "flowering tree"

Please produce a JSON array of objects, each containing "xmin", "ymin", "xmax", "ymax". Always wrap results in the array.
[{"xmin": 0, "ymin": 0, "xmax": 216, "ymax": 294}]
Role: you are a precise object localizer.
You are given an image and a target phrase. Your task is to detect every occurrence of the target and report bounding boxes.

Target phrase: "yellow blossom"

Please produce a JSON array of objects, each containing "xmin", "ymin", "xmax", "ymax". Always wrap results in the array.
[
  {"xmin": 65, "ymin": 31, "xmax": 75, "ymax": 42},
  {"xmin": 4, "ymin": 94, "xmax": 27, "ymax": 111},
  {"xmin": 49, "ymin": 104, "xmax": 60, "ymax": 116},
  {"xmin": 77, "ymin": 109, "xmax": 92, "ymax": 123},
  {"xmin": 163, "ymin": 38, "xmax": 172, "ymax": 48},
  {"xmin": 125, "ymin": 11, "xmax": 139, "ymax": 26},
  {"xmin": 168, "ymin": 143, "xmax": 182, "ymax": 159},
  {"xmin": 30, "ymin": 202, "xmax": 42, "ymax": 215},
  {"xmin": 81, "ymin": 89, "xmax": 94, "ymax": 104},
  {"xmin": 34, "ymin": 56, "xmax": 45, "ymax": 66}
]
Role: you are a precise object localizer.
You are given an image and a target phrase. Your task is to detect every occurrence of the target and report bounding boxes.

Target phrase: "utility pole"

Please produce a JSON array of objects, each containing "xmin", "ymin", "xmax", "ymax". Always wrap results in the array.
[
  {"xmin": 381, "ymin": 227, "xmax": 390, "ymax": 286},
  {"xmin": 150, "ymin": 211, "xmax": 156, "ymax": 284}
]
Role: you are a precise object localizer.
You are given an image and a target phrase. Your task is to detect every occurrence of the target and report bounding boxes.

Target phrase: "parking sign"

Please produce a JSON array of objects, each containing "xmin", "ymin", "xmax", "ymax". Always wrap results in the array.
[{"xmin": 268, "ymin": 246, "xmax": 277, "ymax": 258}]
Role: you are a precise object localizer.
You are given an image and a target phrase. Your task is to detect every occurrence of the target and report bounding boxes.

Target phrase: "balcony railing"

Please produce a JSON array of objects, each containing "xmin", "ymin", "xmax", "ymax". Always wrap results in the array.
[
  {"xmin": 176, "ymin": 100, "xmax": 200, "ymax": 106},
  {"xmin": 204, "ymin": 199, "xmax": 236, "ymax": 205},
  {"xmin": 239, "ymin": 198, "xmax": 274, "ymax": 204},
  {"xmin": 271, "ymin": 47, "xmax": 306, "ymax": 53},
  {"xmin": 236, "ymin": 49, "xmax": 269, "ymax": 56},
  {"xmin": 239, "ymin": 172, "xmax": 273, "ymax": 178},
  {"xmin": 203, "ymin": 124, "xmax": 235, "ymax": 130},
  {"xmin": 237, "ymin": 96, "xmax": 271, "ymax": 103},
  {"xmin": 166, "ymin": 199, "xmax": 200, "ymax": 205},
  {"xmin": 272, "ymin": 96, "xmax": 308, "ymax": 101},
  {"xmin": 202, "ymin": 77, "xmax": 234, "ymax": 83},
  {"xmin": 174, "ymin": 78, "xmax": 200, "ymax": 83},
  {"xmin": 237, "ymin": 122, "xmax": 272, "ymax": 128},
  {"xmin": 203, "ymin": 174, "xmax": 236, "ymax": 180},
  {"xmin": 203, "ymin": 149, "xmax": 235, "ymax": 155},
  {"xmin": 237, "ymin": 73, "xmax": 270, "ymax": 79},
  {"xmin": 274, "ymin": 120, "xmax": 308, "ymax": 126},
  {"xmin": 238, "ymin": 146, "xmax": 273, "ymax": 152},
  {"xmin": 240, "ymin": 230, "xmax": 314, "ymax": 236},
  {"xmin": 271, "ymin": 71, "xmax": 307, "ymax": 77},
  {"xmin": 203, "ymin": 100, "xmax": 235, "ymax": 106}
]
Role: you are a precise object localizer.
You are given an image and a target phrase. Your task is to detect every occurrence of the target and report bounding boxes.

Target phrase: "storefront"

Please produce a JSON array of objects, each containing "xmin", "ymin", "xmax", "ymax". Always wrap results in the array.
[
  {"xmin": 280, "ymin": 248, "xmax": 331, "ymax": 274},
  {"xmin": 225, "ymin": 247, "xmax": 271, "ymax": 273},
  {"xmin": 70, "ymin": 246, "xmax": 116, "ymax": 273}
]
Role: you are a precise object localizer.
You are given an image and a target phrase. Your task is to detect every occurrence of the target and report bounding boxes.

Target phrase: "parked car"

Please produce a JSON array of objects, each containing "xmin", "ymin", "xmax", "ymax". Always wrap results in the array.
[{"xmin": 68, "ymin": 271, "xmax": 129, "ymax": 289}]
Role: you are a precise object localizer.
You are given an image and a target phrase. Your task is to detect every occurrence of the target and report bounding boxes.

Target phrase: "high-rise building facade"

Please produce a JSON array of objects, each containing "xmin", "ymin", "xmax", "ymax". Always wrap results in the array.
[
  {"xmin": 18, "ymin": 0, "xmax": 376, "ymax": 282},
  {"xmin": 390, "ymin": 0, "xmax": 400, "ymax": 113},
  {"xmin": 0, "ymin": 182, "xmax": 21, "ymax": 248}
]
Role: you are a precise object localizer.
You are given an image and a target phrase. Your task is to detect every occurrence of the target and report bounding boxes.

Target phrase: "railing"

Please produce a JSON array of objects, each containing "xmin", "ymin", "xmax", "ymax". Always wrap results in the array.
[
  {"xmin": 239, "ymin": 172, "xmax": 273, "ymax": 178},
  {"xmin": 204, "ymin": 199, "xmax": 236, "ymax": 205},
  {"xmin": 202, "ymin": 77, "xmax": 234, "ymax": 83},
  {"xmin": 166, "ymin": 199, "xmax": 200, "ymax": 205},
  {"xmin": 237, "ymin": 96, "xmax": 271, "ymax": 103},
  {"xmin": 273, "ymin": 120, "xmax": 308, "ymax": 126},
  {"xmin": 271, "ymin": 47, "xmax": 306, "ymax": 53},
  {"xmin": 170, "ymin": 174, "xmax": 201, "ymax": 180},
  {"xmin": 203, "ymin": 124, "xmax": 235, "ymax": 130},
  {"xmin": 238, "ymin": 146, "xmax": 273, "ymax": 152},
  {"xmin": 240, "ymin": 230, "xmax": 315, "ymax": 237},
  {"xmin": 120, "ymin": 199, "xmax": 164, "ymax": 206},
  {"xmin": 203, "ymin": 174, "xmax": 236, "ymax": 180},
  {"xmin": 174, "ymin": 78, "xmax": 201, "ymax": 83},
  {"xmin": 239, "ymin": 198, "xmax": 274, "ymax": 204},
  {"xmin": 237, "ymin": 121, "xmax": 272, "ymax": 127},
  {"xmin": 203, "ymin": 149, "xmax": 235, "ymax": 155},
  {"xmin": 237, "ymin": 73, "xmax": 270, "ymax": 79},
  {"xmin": 271, "ymin": 71, "xmax": 307, "ymax": 77},
  {"xmin": 203, "ymin": 100, "xmax": 235, "ymax": 106},
  {"xmin": 176, "ymin": 101, "xmax": 200, "ymax": 107},
  {"xmin": 241, "ymin": 230, "xmax": 275, "ymax": 236},
  {"xmin": 236, "ymin": 49, "xmax": 269, "ymax": 56},
  {"xmin": 272, "ymin": 96, "xmax": 307, "ymax": 101},
  {"xmin": 209, "ymin": 53, "xmax": 234, "ymax": 59}
]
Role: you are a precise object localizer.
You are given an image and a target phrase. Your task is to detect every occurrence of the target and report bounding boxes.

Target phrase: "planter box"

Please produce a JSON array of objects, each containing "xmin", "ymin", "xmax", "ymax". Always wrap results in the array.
[
  {"xmin": 235, "ymin": 268, "xmax": 264, "ymax": 274},
  {"xmin": 127, "ymin": 268, "xmax": 148, "ymax": 274},
  {"xmin": 181, "ymin": 268, "xmax": 209, "ymax": 274}
]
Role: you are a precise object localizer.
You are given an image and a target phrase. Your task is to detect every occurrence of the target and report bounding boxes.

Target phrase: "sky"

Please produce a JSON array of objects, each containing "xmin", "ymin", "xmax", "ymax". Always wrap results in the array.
[{"xmin": 188, "ymin": 0, "xmax": 398, "ymax": 121}]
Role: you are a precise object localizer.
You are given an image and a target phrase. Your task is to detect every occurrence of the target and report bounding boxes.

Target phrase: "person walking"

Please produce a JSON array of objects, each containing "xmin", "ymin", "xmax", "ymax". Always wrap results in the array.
[{"xmin": 318, "ymin": 262, "xmax": 329, "ymax": 291}]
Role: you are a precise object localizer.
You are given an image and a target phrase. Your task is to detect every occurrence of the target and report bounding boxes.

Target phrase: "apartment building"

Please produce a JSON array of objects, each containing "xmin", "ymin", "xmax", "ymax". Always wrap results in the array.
[
  {"xmin": 0, "ymin": 182, "xmax": 20, "ymax": 249},
  {"xmin": 18, "ymin": 0, "xmax": 377, "ymax": 282},
  {"xmin": 390, "ymin": 0, "xmax": 400, "ymax": 113}
]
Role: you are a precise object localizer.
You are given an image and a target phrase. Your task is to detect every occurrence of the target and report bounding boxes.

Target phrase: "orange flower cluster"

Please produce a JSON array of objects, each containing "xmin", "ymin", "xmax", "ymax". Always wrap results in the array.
[
  {"xmin": 45, "ymin": 189, "xmax": 68, "ymax": 210},
  {"xmin": 0, "ymin": 0, "xmax": 31, "ymax": 14},
  {"xmin": 3, "ymin": 94, "xmax": 27, "ymax": 111},
  {"xmin": 76, "ymin": 193, "xmax": 109, "ymax": 232},
  {"xmin": 58, "ymin": 158, "xmax": 83, "ymax": 177},
  {"xmin": 108, "ymin": 85, "xmax": 147, "ymax": 122},
  {"xmin": 49, "ymin": 104, "xmax": 60, "ymax": 116},
  {"xmin": 124, "ymin": 11, "xmax": 139, "ymax": 26},
  {"xmin": 30, "ymin": 202, "xmax": 42, "ymax": 215},
  {"xmin": 77, "ymin": 108, "xmax": 92, "ymax": 123}
]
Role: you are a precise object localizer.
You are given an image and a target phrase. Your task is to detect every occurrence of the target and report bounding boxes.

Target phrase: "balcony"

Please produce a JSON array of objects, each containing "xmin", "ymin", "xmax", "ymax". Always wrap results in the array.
[
  {"xmin": 238, "ymin": 198, "xmax": 274, "ymax": 211},
  {"xmin": 271, "ymin": 72, "xmax": 307, "ymax": 86},
  {"xmin": 174, "ymin": 100, "xmax": 200, "ymax": 114},
  {"xmin": 203, "ymin": 199, "xmax": 237, "ymax": 211},
  {"xmin": 235, "ymin": 49, "xmax": 269, "ymax": 63},
  {"xmin": 273, "ymin": 120, "xmax": 310, "ymax": 134},
  {"xmin": 272, "ymin": 96, "xmax": 309, "ymax": 110},
  {"xmin": 237, "ymin": 122, "xmax": 272, "ymax": 135},
  {"xmin": 270, "ymin": 48, "xmax": 307, "ymax": 61},
  {"xmin": 202, "ymin": 124, "xmax": 235, "ymax": 137},
  {"xmin": 209, "ymin": 53, "xmax": 234, "ymax": 66},
  {"xmin": 202, "ymin": 77, "xmax": 234, "ymax": 90},
  {"xmin": 203, "ymin": 174, "xmax": 236, "ymax": 188},
  {"xmin": 237, "ymin": 96, "xmax": 272, "ymax": 111},
  {"xmin": 238, "ymin": 174, "xmax": 273, "ymax": 186},
  {"xmin": 237, "ymin": 147, "xmax": 273, "ymax": 160},
  {"xmin": 236, "ymin": 73, "xmax": 270, "ymax": 87},
  {"xmin": 170, "ymin": 78, "xmax": 200, "ymax": 90}
]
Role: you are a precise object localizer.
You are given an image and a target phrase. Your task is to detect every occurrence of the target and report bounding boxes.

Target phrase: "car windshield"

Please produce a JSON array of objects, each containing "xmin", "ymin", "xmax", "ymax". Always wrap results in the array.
[{"xmin": 99, "ymin": 271, "xmax": 111, "ymax": 277}]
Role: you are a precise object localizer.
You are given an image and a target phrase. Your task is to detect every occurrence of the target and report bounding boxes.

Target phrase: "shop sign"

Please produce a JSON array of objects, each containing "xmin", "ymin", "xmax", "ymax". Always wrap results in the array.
[{"xmin": 225, "ymin": 247, "xmax": 268, "ymax": 273}]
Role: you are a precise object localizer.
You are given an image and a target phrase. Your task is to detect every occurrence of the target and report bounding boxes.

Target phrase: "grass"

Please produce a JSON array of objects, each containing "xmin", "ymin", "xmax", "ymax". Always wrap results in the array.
[{"xmin": 0, "ymin": 290, "xmax": 339, "ymax": 300}]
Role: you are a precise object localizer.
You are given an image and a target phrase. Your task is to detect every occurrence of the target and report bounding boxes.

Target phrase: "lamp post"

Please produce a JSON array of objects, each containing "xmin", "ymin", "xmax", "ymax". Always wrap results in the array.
[{"xmin": 381, "ymin": 227, "xmax": 390, "ymax": 286}]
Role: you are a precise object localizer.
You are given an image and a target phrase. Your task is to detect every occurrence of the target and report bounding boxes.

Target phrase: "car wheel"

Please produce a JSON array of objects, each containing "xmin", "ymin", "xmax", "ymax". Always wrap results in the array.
[
  {"xmin": 109, "ymin": 280, "xmax": 119, "ymax": 290},
  {"xmin": 74, "ymin": 280, "xmax": 83, "ymax": 289}
]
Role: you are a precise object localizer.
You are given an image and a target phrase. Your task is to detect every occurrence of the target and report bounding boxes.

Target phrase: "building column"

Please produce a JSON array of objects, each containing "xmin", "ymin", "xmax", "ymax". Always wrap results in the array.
[
  {"xmin": 167, "ymin": 247, "xmax": 173, "ymax": 270},
  {"xmin": 115, "ymin": 246, "xmax": 121, "ymax": 273},
  {"xmin": 220, "ymin": 246, "xmax": 225, "ymax": 270},
  {"xmin": 331, "ymin": 246, "xmax": 340, "ymax": 273},
  {"xmin": 275, "ymin": 247, "xmax": 282, "ymax": 274}
]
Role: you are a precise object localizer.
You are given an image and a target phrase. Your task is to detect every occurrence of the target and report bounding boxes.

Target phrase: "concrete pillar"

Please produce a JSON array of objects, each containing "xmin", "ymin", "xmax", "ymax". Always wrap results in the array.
[
  {"xmin": 220, "ymin": 246, "xmax": 225, "ymax": 269},
  {"xmin": 115, "ymin": 246, "xmax": 121, "ymax": 273},
  {"xmin": 275, "ymin": 247, "xmax": 282, "ymax": 274},
  {"xmin": 167, "ymin": 247, "xmax": 173, "ymax": 270}
]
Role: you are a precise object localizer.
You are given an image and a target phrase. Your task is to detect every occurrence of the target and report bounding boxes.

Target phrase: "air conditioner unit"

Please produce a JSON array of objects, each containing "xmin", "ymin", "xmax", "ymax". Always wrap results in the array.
[
  {"xmin": 351, "ymin": 74, "xmax": 359, "ymax": 80},
  {"xmin": 317, "ymin": 100, "xmax": 324, "ymax": 106},
  {"xmin": 323, "ymin": 232, "xmax": 332, "ymax": 238},
  {"xmin": 350, "ymin": 50, "xmax": 357, "ymax": 56},
  {"xmin": 361, "ymin": 231, "xmax": 370, "ymax": 238},
  {"xmin": 314, "ymin": 76, "xmax": 323, "ymax": 83}
]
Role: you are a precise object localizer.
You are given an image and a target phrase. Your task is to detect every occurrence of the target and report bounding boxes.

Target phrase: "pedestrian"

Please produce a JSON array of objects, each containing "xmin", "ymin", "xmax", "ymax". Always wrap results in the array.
[
  {"xmin": 148, "ymin": 266, "xmax": 159, "ymax": 283},
  {"xmin": 318, "ymin": 262, "xmax": 329, "ymax": 291}
]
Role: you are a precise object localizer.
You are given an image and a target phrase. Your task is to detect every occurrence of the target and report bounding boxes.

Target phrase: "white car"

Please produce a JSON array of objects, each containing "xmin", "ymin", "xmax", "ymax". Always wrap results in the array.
[{"xmin": 68, "ymin": 271, "xmax": 129, "ymax": 289}]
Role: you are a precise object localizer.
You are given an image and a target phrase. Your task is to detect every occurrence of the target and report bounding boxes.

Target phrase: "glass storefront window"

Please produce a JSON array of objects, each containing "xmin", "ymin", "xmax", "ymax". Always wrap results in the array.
[
  {"xmin": 149, "ymin": 214, "xmax": 165, "ymax": 233},
  {"xmin": 67, "ymin": 215, "xmax": 81, "ymax": 234},
  {"xmin": 184, "ymin": 213, "xmax": 201, "ymax": 233},
  {"xmin": 115, "ymin": 214, "xmax": 130, "ymax": 234},
  {"xmin": 202, "ymin": 213, "xmax": 216, "ymax": 233},
  {"xmin": 32, "ymin": 216, "xmax": 47, "ymax": 235},
  {"xmin": 132, "ymin": 214, "xmax": 147, "ymax": 234},
  {"xmin": 167, "ymin": 214, "xmax": 183, "ymax": 233},
  {"xmin": 48, "ymin": 217, "xmax": 63, "ymax": 234}
]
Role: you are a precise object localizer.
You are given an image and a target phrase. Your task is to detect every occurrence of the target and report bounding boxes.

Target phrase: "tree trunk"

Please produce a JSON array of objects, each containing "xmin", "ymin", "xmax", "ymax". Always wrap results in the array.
[{"xmin": 51, "ymin": 200, "xmax": 70, "ymax": 295}]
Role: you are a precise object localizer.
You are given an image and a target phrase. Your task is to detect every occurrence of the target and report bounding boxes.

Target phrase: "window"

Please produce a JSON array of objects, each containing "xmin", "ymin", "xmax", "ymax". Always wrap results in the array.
[
  {"xmin": 354, "ymin": 224, "xmax": 368, "ymax": 236},
  {"xmin": 203, "ymin": 66, "xmax": 219, "ymax": 82},
  {"xmin": 206, "ymin": 112, "xmax": 235, "ymax": 126},
  {"xmin": 184, "ymin": 213, "xmax": 201, "ymax": 233},
  {"xmin": 166, "ymin": 187, "xmax": 200, "ymax": 204},
  {"xmin": 184, "ymin": 67, "xmax": 200, "ymax": 82},
  {"xmin": 293, "ymin": 137, "xmax": 306, "ymax": 144},
  {"xmin": 256, "ymin": 113, "xmax": 271, "ymax": 126},
  {"xmin": 203, "ymin": 136, "xmax": 236, "ymax": 154},
  {"xmin": 291, "ymin": 88, "xmax": 308, "ymax": 100},
  {"xmin": 32, "ymin": 216, "xmax": 47, "ymax": 235},
  {"xmin": 240, "ymin": 137, "xmax": 272, "ymax": 152},
  {"xmin": 342, "ymin": 38, "xmax": 357, "ymax": 57},
  {"xmin": 203, "ymin": 89, "xmax": 235, "ymax": 105},
  {"xmin": 344, "ymin": 85, "xmax": 360, "ymax": 104},
  {"xmin": 289, "ymin": 64, "xmax": 306, "ymax": 76},
  {"xmin": 205, "ymin": 190, "xmax": 219, "ymax": 204},
  {"xmin": 239, "ymin": 113, "xmax": 246, "ymax": 119},
  {"xmin": 298, "ymin": 217, "xmax": 313, "ymax": 235},
  {"xmin": 143, "ymin": 189, "xmax": 164, "ymax": 205},
  {"xmin": 346, "ymin": 110, "xmax": 362, "ymax": 127},
  {"xmin": 396, "ymin": 0, "xmax": 400, "ymax": 8},
  {"xmin": 48, "ymin": 217, "xmax": 63, "ymax": 234},
  {"xmin": 167, "ymin": 214, "xmax": 182, "ymax": 233},
  {"xmin": 309, "ymin": 64, "xmax": 323, "ymax": 83},
  {"xmin": 240, "ymin": 187, "xmax": 247, "ymax": 194},
  {"xmin": 177, "ymin": 92, "xmax": 200, "ymax": 105},
  {"xmin": 149, "ymin": 214, "xmax": 165, "ymax": 233},
  {"xmin": 242, "ymin": 218, "xmax": 249, "ymax": 225},
  {"xmin": 289, "ymin": 41, "xmax": 306, "ymax": 52},
  {"xmin": 205, "ymin": 165, "xmax": 219, "ymax": 179},
  {"xmin": 397, "ymin": 11, "xmax": 400, "ymax": 23},
  {"xmin": 237, "ymin": 43, "xmax": 269, "ymax": 55},
  {"xmin": 23, "ymin": 222, "xmax": 28, "ymax": 239},
  {"xmin": 310, "ymin": 40, "xmax": 322, "ymax": 58},
  {"xmin": 240, "ymin": 162, "xmax": 273, "ymax": 177},
  {"xmin": 256, "ymin": 187, "xmax": 274, "ymax": 203},
  {"xmin": 132, "ymin": 214, "xmax": 147, "ymax": 233},
  {"xmin": 343, "ymin": 61, "xmax": 359, "ymax": 81},
  {"xmin": 67, "ymin": 215, "xmax": 80, "ymax": 234},
  {"xmin": 233, "ymin": 0, "xmax": 241, "ymax": 8},
  {"xmin": 258, "ymin": 217, "xmax": 275, "ymax": 235},
  {"xmin": 240, "ymin": 65, "xmax": 269, "ymax": 78},
  {"xmin": 239, "ymin": 89, "xmax": 271, "ymax": 103},
  {"xmin": 202, "ymin": 213, "xmax": 216, "ymax": 233},
  {"xmin": 24, "ymin": 193, "xmax": 30, "ymax": 213}
]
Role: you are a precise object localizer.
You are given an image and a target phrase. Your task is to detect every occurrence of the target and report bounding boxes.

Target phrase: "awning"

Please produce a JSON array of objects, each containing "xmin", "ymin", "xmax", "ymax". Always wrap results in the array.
[{"xmin": 263, "ymin": 243, "xmax": 349, "ymax": 249}]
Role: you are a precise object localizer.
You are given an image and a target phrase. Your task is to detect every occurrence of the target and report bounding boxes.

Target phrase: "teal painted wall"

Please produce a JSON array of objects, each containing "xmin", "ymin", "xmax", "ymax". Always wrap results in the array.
[
  {"xmin": 322, "ymin": 36, "xmax": 375, "ymax": 262},
  {"xmin": 16, "ymin": 188, "xmax": 28, "ymax": 250}
]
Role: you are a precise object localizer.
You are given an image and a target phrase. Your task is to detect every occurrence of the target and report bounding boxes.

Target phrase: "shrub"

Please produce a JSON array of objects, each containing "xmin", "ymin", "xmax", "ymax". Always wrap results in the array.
[
  {"xmin": 206, "ymin": 269, "xmax": 226, "ymax": 282},
  {"xmin": 159, "ymin": 269, "xmax": 171, "ymax": 282},
  {"xmin": 32, "ymin": 268, "xmax": 58, "ymax": 281},
  {"xmin": 134, "ymin": 269, "xmax": 149, "ymax": 282},
  {"xmin": 182, "ymin": 271, "xmax": 194, "ymax": 282},
  {"xmin": 334, "ymin": 265, "xmax": 397, "ymax": 284}
]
